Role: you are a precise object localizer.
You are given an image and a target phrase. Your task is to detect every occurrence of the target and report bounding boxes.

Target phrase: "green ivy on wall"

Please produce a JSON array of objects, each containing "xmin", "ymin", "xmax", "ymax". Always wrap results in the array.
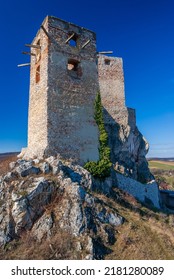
[{"xmin": 84, "ymin": 92, "xmax": 112, "ymax": 178}]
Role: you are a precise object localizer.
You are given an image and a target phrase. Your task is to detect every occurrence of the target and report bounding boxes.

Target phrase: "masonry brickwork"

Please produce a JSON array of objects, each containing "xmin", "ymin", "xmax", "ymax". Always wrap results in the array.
[
  {"xmin": 98, "ymin": 56, "xmax": 125, "ymax": 109},
  {"xmin": 21, "ymin": 15, "xmax": 153, "ymax": 184},
  {"xmin": 22, "ymin": 16, "xmax": 99, "ymax": 164}
]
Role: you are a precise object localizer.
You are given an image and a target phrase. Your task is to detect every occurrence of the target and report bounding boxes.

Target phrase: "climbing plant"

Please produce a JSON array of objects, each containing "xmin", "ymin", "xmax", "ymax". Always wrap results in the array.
[{"xmin": 84, "ymin": 92, "xmax": 112, "ymax": 178}]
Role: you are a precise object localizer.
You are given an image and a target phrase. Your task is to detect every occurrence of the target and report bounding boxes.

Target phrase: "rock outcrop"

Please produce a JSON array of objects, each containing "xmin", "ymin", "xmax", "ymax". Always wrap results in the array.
[
  {"xmin": 0, "ymin": 157, "xmax": 124, "ymax": 259},
  {"xmin": 106, "ymin": 116, "xmax": 153, "ymax": 183}
]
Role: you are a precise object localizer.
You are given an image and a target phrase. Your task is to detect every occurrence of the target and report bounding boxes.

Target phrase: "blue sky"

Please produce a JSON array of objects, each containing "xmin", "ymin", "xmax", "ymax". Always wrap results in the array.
[{"xmin": 0, "ymin": 0, "xmax": 174, "ymax": 157}]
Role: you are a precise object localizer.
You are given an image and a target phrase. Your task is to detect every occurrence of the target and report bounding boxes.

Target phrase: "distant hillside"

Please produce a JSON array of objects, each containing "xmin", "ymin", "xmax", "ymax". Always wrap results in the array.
[
  {"xmin": 148, "ymin": 158, "xmax": 174, "ymax": 162},
  {"xmin": 148, "ymin": 160, "xmax": 174, "ymax": 170},
  {"xmin": 0, "ymin": 152, "xmax": 19, "ymax": 159},
  {"xmin": 148, "ymin": 159, "xmax": 174, "ymax": 191}
]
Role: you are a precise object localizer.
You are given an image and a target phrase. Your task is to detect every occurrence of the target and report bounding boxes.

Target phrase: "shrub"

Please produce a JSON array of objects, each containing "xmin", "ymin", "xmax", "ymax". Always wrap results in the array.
[{"xmin": 84, "ymin": 92, "xmax": 112, "ymax": 178}]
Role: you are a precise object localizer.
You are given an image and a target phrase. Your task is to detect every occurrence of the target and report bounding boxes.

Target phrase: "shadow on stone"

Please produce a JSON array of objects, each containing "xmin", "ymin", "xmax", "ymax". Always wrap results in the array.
[{"xmin": 61, "ymin": 165, "xmax": 82, "ymax": 183}]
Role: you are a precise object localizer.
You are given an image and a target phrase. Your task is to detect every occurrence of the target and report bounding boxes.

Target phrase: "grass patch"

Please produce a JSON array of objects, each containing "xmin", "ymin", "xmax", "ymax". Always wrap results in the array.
[
  {"xmin": 94, "ymin": 188, "xmax": 174, "ymax": 260},
  {"xmin": 149, "ymin": 161, "xmax": 174, "ymax": 170},
  {"xmin": 106, "ymin": 218, "xmax": 174, "ymax": 259},
  {"xmin": 0, "ymin": 230, "xmax": 81, "ymax": 260}
]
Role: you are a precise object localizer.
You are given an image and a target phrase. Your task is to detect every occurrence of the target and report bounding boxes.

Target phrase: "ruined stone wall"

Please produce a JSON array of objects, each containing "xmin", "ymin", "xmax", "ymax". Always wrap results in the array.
[
  {"xmin": 24, "ymin": 17, "xmax": 49, "ymax": 158},
  {"xmin": 115, "ymin": 173, "xmax": 161, "ymax": 209},
  {"xmin": 46, "ymin": 17, "xmax": 99, "ymax": 164}
]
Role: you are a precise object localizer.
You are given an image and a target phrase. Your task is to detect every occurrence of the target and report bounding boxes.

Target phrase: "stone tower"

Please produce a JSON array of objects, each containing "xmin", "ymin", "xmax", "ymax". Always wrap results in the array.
[
  {"xmin": 21, "ymin": 16, "xmax": 99, "ymax": 164},
  {"xmin": 98, "ymin": 55, "xmax": 152, "ymax": 182}
]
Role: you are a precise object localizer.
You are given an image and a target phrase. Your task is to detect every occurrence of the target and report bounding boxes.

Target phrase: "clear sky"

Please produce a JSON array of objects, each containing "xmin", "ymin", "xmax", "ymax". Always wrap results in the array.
[{"xmin": 0, "ymin": 0, "xmax": 174, "ymax": 157}]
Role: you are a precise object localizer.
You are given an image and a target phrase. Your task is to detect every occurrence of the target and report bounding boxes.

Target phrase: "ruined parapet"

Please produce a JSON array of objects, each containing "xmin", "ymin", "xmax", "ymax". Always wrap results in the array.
[{"xmin": 22, "ymin": 16, "xmax": 99, "ymax": 164}]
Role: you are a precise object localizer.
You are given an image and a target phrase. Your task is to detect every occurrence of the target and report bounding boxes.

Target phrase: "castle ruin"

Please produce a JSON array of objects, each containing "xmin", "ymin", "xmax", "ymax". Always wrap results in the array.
[{"xmin": 21, "ymin": 16, "xmax": 153, "ymax": 184}]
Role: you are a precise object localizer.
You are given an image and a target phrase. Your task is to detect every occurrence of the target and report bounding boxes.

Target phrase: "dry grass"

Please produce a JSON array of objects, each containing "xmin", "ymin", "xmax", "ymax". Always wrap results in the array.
[
  {"xmin": 103, "ymin": 190, "xmax": 174, "ymax": 260},
  {"xmin": 0, "ymin": 229, "xmax": 81, "ymax": 260},
  {"xmin": 105, "ymin": 215, "xmax": 174, "ymax": 259},
  {"xmin": 0, "ymin": 153, "xmax": 18, "ymax": 176}
]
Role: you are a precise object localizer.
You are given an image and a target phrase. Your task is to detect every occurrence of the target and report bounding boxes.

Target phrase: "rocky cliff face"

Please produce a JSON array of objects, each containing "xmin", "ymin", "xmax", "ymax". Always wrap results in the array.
[
  {"xmin": 0, "ymin": 157, "xmax": 123, "ymax": 259},
  {"xmin": 102, "ymin": 106, "xmax": 153, "ymax": 184}
]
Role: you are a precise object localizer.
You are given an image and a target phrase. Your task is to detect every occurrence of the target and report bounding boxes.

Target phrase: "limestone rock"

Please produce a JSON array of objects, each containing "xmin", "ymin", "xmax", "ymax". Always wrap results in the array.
[
  {"xmin": 3, "ymin": 172, "xmax": 18, "ymax": 182},
  {"xmin": 45, "ymin": 157, "xmax": 63, "ymax": 175},
  {"xmin": 0, "ymin": 157, "xmax": 125, "ymax": 258},
  {"xmin": 9, "ymin": 162, "xmax": 17, "ymax": 170},
  {"xmin": 15, "ymin": 161, "xmax": 40, "ymax": 177},
  {"xmin": 39, "ymin": 162, "xmax": 51, "ymax": 174},
  {"xmin": 0, "ymin": 155, "xmax": 161, "ymax": 258},
  {"xmin": 106, "ymin": 121, "xmax": 153, "ymax": 183},
  {"xmin": 11, "ymin": 178, "xmax": 56, "ymax": 234},
  {"xmin": 32, "ymin": 212, "xmax": 54, "ymax": 241},
  {"xmin": 96, "ymin": 207, "xmax": 123, "ymax": 226}
]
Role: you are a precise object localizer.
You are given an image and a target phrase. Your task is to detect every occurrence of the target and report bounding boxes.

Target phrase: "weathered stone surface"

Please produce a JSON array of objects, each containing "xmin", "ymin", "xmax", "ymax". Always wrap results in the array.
[
  {"xmin": 96, "ymin": 207, "xmax": 123, "ymax": 226},
  {"xmin": 15, "ymin": 161, "xmax": 40, "ymax": 177},
  {"xmin": 39, "ymin": 162, "xmax": 51, "ymax": 174},
  {"xmin": 9, "ymin": 162, "xmax": 17, "ymax": 170},
  {"xmin": 3, "ymin": 172, "xmax": 18, "ymax": 182},
  {"xmin": 11, "ymin": 178, "xmax": 56, "ymax": 234},
  {"xmin": 85, "ymin": 236, "xmax": 94, "ymax": 260},
  {"xmin": 114, "ymin": 172, "xmax": 161, "ymax": 209},
  {"xmin": 21, "ymin": 16, "xmax": 99, "ymax": 164},
  {"xmin": 32, "ymin": 212, "xmax": 54, "ymax": 241},
  {"xmin": 0, "ymin": 157, "xmax": 125, "ymax": 258}
]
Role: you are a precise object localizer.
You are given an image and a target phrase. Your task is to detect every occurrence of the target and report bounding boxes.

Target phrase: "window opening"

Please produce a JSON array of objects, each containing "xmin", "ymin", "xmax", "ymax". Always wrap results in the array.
[
  {"xmin": 67, "ymin": 59, "xmax": 82, "ymax": 78},
  {"xmin": 105, "ymin": 59, "xmax": 111, "ymax": 65},
  {"xmin": 69, "ymin": 38, "xmax": 76, "ymax": 47},
  {"xmin": 37, "ymin": 39, "xmax": 40, "ymax": 46},
  {"xmin": 66, "ymin": 33, "xmax": 78, "ymax": 47},
  {"xmin": 36, "ymin": 65, "xmax": 40, "ymax": 83}
]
